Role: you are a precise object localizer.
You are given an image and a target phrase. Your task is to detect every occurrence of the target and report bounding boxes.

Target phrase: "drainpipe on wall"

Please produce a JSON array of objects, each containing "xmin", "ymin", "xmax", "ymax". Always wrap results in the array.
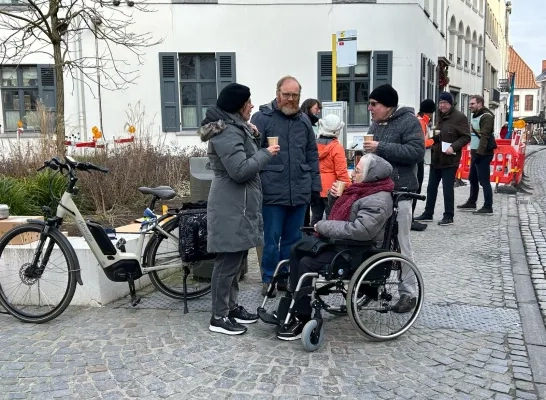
[{"xmin": 77, "ymin": 16, "xmax": 88, "ymax": 142}]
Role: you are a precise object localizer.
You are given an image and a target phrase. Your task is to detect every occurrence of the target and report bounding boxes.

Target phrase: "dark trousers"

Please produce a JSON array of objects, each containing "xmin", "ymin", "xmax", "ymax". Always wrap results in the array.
[
  {"xmin": 310, "ymin": 198, "xmax": 331, "ymax": 226},
  {"xmin": 468, "ymin": 153, "xmax": 494, "ymax": 208},
  {"xmin": 424, "ymin": 166, "xmax": 458, "ymax": 219},
  {"xmin": 261, "ymin": 204, "xmax": 307, "ymax": 283},
  {"xmin": 412, "ymin": 162, "xmax": 425, "ymax": 218},
  {"xmin": 211, "ymin": 251, "xmax": 248, "ymax": 318},
  {"xmin": 304, "ymin": 205, "xmax": 311, "ymax": 227},
  {"xmin": 288, "ymin": 246, "xmax": 340, "ymax": 318}
]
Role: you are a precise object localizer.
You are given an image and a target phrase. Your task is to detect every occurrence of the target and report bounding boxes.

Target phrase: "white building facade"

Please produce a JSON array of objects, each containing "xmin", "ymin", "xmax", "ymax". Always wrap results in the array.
[
  {"xmin": 0, "ymin": 0, "xmax": 447, "ymax": 148},
  {"xmin": 483, "ymin": 0, "xmax": 510, "ymax": 133},
  {"xmin": 446, "ymin": 0, "xmax": 486, "ymax": 116}
]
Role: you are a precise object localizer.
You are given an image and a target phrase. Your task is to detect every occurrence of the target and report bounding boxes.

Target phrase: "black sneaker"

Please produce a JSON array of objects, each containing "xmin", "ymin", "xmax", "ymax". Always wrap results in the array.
[
  {"xmin": 277, "ymin": 318, "xmax": 304, "ymax": 341},
  {"xmin": 228, "ymin": 305, "xmax": 258, "ymax": 324},
  {"xmin": 438, "ymin": 217, "xmax": 453, "ymax": 226},
  {"xmin": 457, "ymin": 201, "xmax": 477, "ymax": 210},
  {"xmin": 411, "ymin": 221, "xmax": 428, "ymax": 231},
  {"xmin": 209, "ymin": 316, "xmax": 247, "ymax": 335},
  {"xmin": 391, "ymin": 295, "xmax": 417, "ymax": 314},
  {"xmin": 473, "ymin": 207, "xmax": 493, "ymax": 215},
  {"xmin": 414, "ymin": 214, "xmax": 433, "ymax": 222}
]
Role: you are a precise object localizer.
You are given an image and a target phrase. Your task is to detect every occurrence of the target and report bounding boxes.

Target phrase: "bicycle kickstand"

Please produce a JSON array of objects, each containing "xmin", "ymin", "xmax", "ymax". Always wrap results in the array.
[
  {"xmin": 183, "ymin": 266, "xmax": 190, "ymax": 314},
  {"xmin": 127, "ymin": 276, "xmax": 141, "ymax": 307}
]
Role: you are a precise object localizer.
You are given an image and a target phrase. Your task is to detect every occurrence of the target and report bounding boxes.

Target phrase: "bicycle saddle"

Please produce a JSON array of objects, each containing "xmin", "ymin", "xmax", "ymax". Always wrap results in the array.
[{"xmin": 138, "ymin": 186, "xmax": 177, "ymax": 200}]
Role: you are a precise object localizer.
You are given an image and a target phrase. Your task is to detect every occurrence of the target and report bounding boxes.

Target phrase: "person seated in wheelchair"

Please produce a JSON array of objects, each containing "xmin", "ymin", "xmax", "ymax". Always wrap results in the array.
[{"xmin": 277, "ymin": 153, "xmax": 395, "ymax": 340}]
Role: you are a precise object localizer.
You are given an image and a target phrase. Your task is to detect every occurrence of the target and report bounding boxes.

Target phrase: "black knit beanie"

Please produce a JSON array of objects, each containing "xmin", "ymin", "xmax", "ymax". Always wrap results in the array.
[
  {"xmin": 369, "ymin": 84, "xmax": 399, "ymax": 108},
  {"xmin": 419, "ymin": 99, "xmax": 436, "ymax": 114},
  {"xmin": 439, "ymin": 92, "xmax": 454, "ymax": 105},
  {"xmin": 216, "ymin": 83, "xmax": 251, "ymax": 113}
]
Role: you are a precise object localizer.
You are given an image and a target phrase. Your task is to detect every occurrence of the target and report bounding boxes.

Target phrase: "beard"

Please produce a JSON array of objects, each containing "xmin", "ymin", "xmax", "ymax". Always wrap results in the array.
[{"xmin": 280, "ymin": 105, "xmax": 299, "ymax": 116}]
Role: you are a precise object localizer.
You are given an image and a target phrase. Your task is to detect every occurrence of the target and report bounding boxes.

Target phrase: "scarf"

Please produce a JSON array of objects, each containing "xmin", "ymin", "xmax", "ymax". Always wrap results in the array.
[{"xmin": 327, "ymin": 178, "xmax": 395, "ymax": 222}]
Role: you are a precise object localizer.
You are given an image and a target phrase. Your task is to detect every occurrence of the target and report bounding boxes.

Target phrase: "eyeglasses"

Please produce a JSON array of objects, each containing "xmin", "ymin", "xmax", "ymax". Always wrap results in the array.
[{"xmin": 279, "ymin": 92, "xmax": 300, "ymax": 100}]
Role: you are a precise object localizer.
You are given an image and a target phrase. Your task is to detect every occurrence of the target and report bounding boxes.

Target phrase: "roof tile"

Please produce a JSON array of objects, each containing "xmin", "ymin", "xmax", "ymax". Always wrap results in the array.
[{"xmin": 509, "ymin": 47, "xmax": 540, "ymax": 89}]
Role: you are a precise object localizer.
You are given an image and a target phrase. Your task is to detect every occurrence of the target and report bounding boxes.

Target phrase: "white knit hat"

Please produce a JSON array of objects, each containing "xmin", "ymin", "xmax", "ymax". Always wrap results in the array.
[{"xmin": 318, "ymin": 114, "xmax": 344, "ymax": 137}]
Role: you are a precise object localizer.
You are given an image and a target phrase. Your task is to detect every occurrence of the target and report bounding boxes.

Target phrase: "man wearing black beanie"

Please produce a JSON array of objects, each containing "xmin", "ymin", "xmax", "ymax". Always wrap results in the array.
[{"xmin": 363, "ymin": 83, "xmax": 424, "ymax": 314}]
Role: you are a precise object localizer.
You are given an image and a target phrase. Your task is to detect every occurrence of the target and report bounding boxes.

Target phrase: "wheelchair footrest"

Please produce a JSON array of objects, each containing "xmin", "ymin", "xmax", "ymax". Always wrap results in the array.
[{"xmin": 257, "ymin": 307, "xmax": 279, "ymax": 326}]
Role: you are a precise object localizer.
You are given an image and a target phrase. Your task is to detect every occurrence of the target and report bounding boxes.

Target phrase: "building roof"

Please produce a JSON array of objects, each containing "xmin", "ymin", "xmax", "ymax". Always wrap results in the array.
[
  {"xmin": 509, "ymin": 47, "xmax": 540, "ymax": 89},
  {"xmin": 537, "ymin": 70, "xmax": 546, "ymax": 83}
]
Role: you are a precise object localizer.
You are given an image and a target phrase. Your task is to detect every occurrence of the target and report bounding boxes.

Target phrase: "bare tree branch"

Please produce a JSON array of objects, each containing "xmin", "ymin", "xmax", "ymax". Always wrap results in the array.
[{"xmin": 0, "ymin": 0, "xmax": 163, "ymax": 151}]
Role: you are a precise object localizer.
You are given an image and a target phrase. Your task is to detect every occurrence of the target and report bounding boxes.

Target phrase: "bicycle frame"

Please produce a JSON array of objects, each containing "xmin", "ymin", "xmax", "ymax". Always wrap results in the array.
[{"xmin": 56, "ymin": 191, "xmax": 180, "ymax": 273}]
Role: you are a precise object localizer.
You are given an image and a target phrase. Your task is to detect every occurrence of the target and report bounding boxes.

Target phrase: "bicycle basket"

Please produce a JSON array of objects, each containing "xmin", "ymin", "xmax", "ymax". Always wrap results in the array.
[{"xmin": 178, "ymin": 207, "xmax": 216, "ymax": 263}]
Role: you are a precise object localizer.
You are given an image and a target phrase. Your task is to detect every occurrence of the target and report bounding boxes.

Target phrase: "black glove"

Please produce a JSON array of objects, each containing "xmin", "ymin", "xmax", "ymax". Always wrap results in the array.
[{"xmin": 311, "ymin": 191, "xmax": 321, "ymax": 206}]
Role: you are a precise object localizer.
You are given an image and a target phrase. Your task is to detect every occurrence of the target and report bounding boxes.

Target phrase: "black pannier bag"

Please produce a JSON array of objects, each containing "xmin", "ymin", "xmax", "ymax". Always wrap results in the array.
[{"xmin": 178, "ymin": 201, "xmax": 216, "ymax": 262}]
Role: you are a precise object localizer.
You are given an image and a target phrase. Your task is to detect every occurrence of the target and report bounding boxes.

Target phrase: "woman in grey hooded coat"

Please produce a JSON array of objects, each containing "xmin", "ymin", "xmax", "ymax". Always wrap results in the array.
[{"xmin": 198, "ymin": 83, "xmax": 280, "ymax": 336}]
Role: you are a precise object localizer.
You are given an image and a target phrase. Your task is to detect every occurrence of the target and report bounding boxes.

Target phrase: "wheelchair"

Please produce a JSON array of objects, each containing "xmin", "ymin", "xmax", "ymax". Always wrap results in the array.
[{"xmin": 257, "ymin": 190, "xmax": 426, "ymax": 352}]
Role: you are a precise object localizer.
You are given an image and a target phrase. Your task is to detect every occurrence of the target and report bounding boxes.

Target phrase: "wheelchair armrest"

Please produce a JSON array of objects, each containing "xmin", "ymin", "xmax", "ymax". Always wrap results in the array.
[{"xmin": 329, "ymin": 239, "xmax": 376, "ymax": 247}]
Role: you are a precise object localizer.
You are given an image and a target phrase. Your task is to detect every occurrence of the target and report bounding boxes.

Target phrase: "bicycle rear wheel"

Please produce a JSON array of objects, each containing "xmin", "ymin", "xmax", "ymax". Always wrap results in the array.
[
  {"xmin": 0, "ymin": 223, "xmax": 78, "ymax": 323},
  {"xmin": 146, "ymin": 218, "xmax": 212, "ymax": 300}
]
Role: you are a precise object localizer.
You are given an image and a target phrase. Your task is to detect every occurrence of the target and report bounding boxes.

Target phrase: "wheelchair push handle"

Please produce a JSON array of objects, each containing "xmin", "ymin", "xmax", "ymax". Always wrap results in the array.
[
  {"xmin": 392, "ymin": 188, "xmax": 426, "ymax": 202},
  {"xmin": 300, "ymin": 227, "xmax": 316, "ymax": 233}
]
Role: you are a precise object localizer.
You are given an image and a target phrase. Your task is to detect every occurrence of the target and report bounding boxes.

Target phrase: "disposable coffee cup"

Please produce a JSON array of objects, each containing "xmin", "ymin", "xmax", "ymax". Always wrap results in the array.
[
  {"xmin": 267, "ymin": 137, "xmax": 279, "ymax": 146},
  {"xmin": 336, "ymin": 180, "xmax": 346, "ymax": 195},
  {"xmin": 364, "ymin": 135, "xmax": 374, "ymax": 142}
]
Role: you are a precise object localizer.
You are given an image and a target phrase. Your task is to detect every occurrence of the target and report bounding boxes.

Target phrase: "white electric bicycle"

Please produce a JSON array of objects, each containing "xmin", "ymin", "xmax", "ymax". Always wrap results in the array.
[{"xmin": 0, "ymin": 156, "xmax": 212, "ymax": 323}]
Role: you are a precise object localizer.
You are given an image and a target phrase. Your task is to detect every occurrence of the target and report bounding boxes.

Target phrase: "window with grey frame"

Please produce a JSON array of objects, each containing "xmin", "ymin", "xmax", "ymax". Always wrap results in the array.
[
  {"xmin": 158, "ymin": 52, "xmax": 235, "ymax": 132},
  {"xmin": 420, "ymin": 54, "xmax": 427, "ymax": 103},
  {"xmin": 317, "ymin": 51, "xmax": 391, "ymax": 126},
  {"xmin": 1, "ymin": 65, "xmax": 56, "ymax": 132},
  {"xmin": 179, "ymin": 54, "xmax": 218, "ymax": 128}
]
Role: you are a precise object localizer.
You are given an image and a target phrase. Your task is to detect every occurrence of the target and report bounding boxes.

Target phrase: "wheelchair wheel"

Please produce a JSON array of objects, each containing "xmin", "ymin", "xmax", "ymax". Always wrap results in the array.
[
  {"xmin": 301, "ymin": 319, "xmax": 325, "ymax": 352},
  {"xmin": 346, "ymin": 252, "xmax": 424, "ymax": 341}
]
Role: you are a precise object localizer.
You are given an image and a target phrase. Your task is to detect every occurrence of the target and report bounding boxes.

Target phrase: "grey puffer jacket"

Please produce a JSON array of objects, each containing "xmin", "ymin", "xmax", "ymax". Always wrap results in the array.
[
  {"xmin": 199, "ymin": 106, "xmax": 272, "ymax": 253},
  {"xmin": 315, "ymin": 155, "xmax": 394, "ymax": 242},
  {"xmin": 369, "ymin": 106, "xmax": 425, "ymax": 191},
  {"xmin": 250, "ymin": 100, "xmax": 321, "ymax": 206}
]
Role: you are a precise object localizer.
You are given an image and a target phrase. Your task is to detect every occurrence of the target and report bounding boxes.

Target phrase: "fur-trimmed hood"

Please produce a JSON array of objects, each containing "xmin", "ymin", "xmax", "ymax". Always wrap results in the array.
[{"xmin": 199, "ymin": 120, "xmax": 227, "ymax": 142}]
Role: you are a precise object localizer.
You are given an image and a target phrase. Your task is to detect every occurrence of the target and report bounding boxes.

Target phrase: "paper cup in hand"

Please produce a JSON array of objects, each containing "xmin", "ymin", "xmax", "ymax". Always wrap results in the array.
[
  {"xmin": 267, "ymin": 137, "xmax": 279, "ymax": 146},
  {"xmin": 335, "ymin": 180, "xmax": 346, "ymax": 195},
  {"xmin": 364, "ymin": 135, "xmax": 374, "ymax": 142}
]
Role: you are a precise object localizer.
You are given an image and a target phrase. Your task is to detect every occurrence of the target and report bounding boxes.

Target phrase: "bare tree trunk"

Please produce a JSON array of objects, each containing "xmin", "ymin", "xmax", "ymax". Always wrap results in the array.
[{"xmin": 53, "ymin": 42, "xmax": 65, "ymax": 155}]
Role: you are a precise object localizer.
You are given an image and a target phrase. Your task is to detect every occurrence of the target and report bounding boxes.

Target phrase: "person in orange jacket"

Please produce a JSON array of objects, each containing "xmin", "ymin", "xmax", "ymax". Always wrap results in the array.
[
  {"xmin": 311, "ymin": 114, "xmax": 352, "ymax": 226},
  {"xmin": 412, "ymin": 99, "xmax": 436, "ymax": 232}
]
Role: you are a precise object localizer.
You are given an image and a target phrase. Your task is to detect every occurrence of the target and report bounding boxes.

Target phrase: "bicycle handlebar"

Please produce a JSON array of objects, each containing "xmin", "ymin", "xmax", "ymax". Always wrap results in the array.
[{"xmin": 37, "ymin": 156, "xmax": 109, "ymax": 174}]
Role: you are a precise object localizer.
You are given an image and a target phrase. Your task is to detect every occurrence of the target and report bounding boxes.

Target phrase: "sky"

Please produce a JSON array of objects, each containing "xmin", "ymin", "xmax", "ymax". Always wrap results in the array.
[{"xmin": 509, "ymin": 0, "xmax": 546, "ymax": 76}]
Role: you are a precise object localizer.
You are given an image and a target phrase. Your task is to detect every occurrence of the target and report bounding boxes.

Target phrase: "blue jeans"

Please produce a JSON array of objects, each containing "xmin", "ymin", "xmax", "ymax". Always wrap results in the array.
[{"xmin": 261, "ymin": 204, "xmax": 307, "ymax": 283}]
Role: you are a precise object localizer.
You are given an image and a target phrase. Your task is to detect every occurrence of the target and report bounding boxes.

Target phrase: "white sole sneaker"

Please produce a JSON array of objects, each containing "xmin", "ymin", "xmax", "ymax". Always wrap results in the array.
[
  {"xmin": 277, "ymin": 334, "xmax": 302, "ymax": 341},
  {"xmin": 232, "ymin": 317, "xmax": 258, "ymax": 324},
  {"xmin": 208, "ymin": 325, "xmax": 247, "ymax": 335}
]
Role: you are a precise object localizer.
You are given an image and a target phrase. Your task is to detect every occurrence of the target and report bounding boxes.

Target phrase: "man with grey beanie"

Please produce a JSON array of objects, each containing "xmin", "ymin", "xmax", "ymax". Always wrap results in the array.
[{"xmin": 363, "ymin": 84, "xmax": 424, "ymax": 314}]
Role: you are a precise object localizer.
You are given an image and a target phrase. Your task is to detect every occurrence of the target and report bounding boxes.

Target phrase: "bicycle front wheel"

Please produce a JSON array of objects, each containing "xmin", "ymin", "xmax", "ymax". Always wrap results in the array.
[
  {"xmin": 0, "ymin": 223, "xmax": 78, "ymax": 323},
  {"xmin": 146, "ymin": 218, "xmax": 212, "ymax": 300}
]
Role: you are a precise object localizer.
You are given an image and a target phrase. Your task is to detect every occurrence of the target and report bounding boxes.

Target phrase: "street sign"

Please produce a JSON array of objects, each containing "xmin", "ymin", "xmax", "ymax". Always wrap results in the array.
[{"xmin": 336, "ymin": 30, "xmax": 357, "ymax": 68}]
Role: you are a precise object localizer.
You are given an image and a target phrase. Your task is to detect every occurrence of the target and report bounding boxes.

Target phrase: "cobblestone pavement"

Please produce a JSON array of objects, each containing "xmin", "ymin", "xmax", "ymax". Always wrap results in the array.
[
  {"xmin": 517, "ymin": 146, "xmax": 546, "ymax": 322},
  {"xmin": 0, "ymin": 161, "xmax": 544, "ymax": 399}
]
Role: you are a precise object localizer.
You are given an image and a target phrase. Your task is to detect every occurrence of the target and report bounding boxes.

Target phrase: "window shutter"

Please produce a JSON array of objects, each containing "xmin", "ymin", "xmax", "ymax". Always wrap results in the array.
[
  {"xmin": 317, "ymin": 52, "xmax": 332, "ymax": 102},
  {"xmin": 37, "ymin": 65, "xmax": 56, "ymax": 111},
  {"xmin": 420, "ymin": 54, "xmax": 426, "ymax": 103},
  {"xmin": 216, "ymin": 53, "xmax": 236, "ymax": 92},
  {"xmin": 372, "ymin": 51, "xmax": 393, "ymax": 89},
  {"xmin": 159, "ymin": 53, "xmax": 180, "ymax": 132}
]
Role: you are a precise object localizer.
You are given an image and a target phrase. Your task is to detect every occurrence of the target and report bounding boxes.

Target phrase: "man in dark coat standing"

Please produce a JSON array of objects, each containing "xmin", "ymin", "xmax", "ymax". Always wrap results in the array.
[
  {"xmin": 415, "ymin": 92, "xmax": 471, "ymax": 225},
  {"xmin": 251, "ymin": 76, "xmax": 321, "ymax": 297}
]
